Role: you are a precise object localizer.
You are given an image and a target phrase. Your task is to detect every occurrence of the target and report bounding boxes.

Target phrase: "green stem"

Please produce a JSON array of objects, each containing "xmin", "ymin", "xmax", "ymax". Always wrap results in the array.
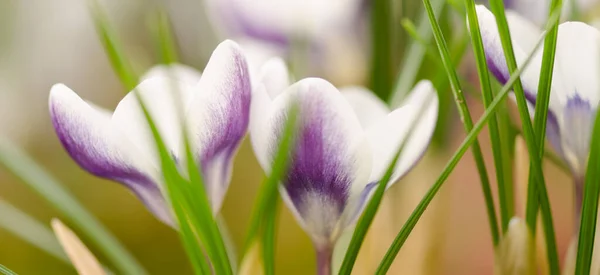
[{"xmin": 371, "ymin": 0, "xmax": 393, "ymax": 100}]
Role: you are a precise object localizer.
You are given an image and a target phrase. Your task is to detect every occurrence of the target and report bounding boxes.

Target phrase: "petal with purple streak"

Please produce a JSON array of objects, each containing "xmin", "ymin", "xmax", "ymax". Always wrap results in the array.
[
  {"xmin": 186, "ymin": 40, "xmax": 252, "ymax": 213},
  {"xmin": 560, "ymin": 95, "xmax": 595, "ymax": 175},
  {"xmin": 252, "ymin": 78, "xmax": 371, "ymax": 244},
  {"xmin": 475, "ymin": 5, "xmax": 544, "ymax": 99},
  {"xmin": 49, "ymin": 84, "xmax": 172, "ymax": 225}
]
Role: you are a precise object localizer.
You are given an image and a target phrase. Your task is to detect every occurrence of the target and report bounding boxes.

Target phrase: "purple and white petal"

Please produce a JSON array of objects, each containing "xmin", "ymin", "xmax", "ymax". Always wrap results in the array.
[
  {"xmin": 475, "ymin": 5, "xmax": 544, "ymax": 100},
  {"xmin": 186, "ymin": 40, "xmax": 252, "ymax": 213},
  {"xmin": 340, "ymin": 86, "xmax": 389, "ymax": 129},
  {"xmin": 254, "ymin": 78, "xmax": 372, "ymax": 245},
  {"xmin": 365, "ymin": 80, "xmax": 439, "ymax": 185},
  {"xmin": 49, "ymin": 84, "xmax": 172, "ymax": 225},
  {"xmin": 141, "ymin": 63, "xmax": 203, "ymax": 86}
]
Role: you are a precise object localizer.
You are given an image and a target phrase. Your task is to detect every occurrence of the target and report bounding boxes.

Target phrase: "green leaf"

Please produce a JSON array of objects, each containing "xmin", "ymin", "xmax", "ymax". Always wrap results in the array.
[
  {"xmin": 0, "ymin": 199, "xmax": 70, "ymax": 265},
  {"xmin": 574, "ymin": 105, "xmax": 600, "ymax": 274},
  {"xmin": 376, "ymin": 19, "xmax": 553, "ymax": 273},
  {"xmin": 89, "ymin": 0, "xmax": 138, "ymax": 90},
  {"xmin": 152, "ymin": 8, "xmax": 179, "ymax": 64},
  {"xmin": 338, "ymin": 93, "xmax": 437, "ymax": 275},
  {"xmin": 422, "ymin": 0, "xmax": 500, "ymax": 246},
  {"xmin": 0, "ymin": 141, "xmax": 147, "ymax": 274},
  {"xmin": 370, "ymin": 0, "xmax": 393, "ymax": 100},
  {"xmin": 486, "ymin": 1, "xmax": 561, "ymax": 273},
  {"xmin": 464, "ymin": 0, "xmax": 510, "ymax": 232},
  {"xmin": 0, "ymin": 264, "xmax": 17, "ymax": 275},
  {"xmin": 389, "ymin": 0, "xmax": 445, "ymax": 107},
  {"xmin": 243, "ymin": 104, "xmax": 298, "ymax": 275}
]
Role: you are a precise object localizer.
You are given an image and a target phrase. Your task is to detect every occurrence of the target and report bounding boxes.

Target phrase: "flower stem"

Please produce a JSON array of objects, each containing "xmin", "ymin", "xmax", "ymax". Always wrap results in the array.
[{"xmin": 316, "ymin": 245, "xmax": 333, "ymax": 275}]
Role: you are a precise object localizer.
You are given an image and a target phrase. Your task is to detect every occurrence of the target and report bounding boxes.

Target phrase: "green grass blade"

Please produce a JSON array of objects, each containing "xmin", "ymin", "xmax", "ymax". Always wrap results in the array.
[
  {"xmin": 338, "ymin": 93, "xmax": 437, "ymax": 275},
  {"xmin": 376, "ymin": 25, "xmax": 550, "ymax": 272},
  {"xmin": 574, "ymin": 109, "xmax": 600, "ymax": 274},
  {"xmin": 389, "ymin": 0, "xmax": 445, "ymax": 106},
  {"xmin": 152, "ymin": 8, "xmax": 179, "ymax": 64},
  {"xmin": 0, "ymin": 141, "xmax": 147, "ymax": 274},
  {"xmin": 0, "ymin": 199, "xmax": 70, "ymax": 265},
  {"xmin": 464, "ymin": 0, "xmax": 510, "ymax": 232},
  {"xmin": 422, "ymin": 0, "xmax": 500, "ymax": 246},
  {"xmin": 89, "ymin": 0, "xmax": 138, "ymax": 90},
  {"xmin": 487, "ymin": 1, "xmax": 561, "ymax": 273},
  {"xmin": 242, "ymin": 105, "xmax": 298, "ymax": 274},
  {"xmin": 370, "ymin": 0, "xmax": 393, "ymax": 100},
  {"xmin": 0, "ymin": 264, "xmax": 17, "ymax": 275}
]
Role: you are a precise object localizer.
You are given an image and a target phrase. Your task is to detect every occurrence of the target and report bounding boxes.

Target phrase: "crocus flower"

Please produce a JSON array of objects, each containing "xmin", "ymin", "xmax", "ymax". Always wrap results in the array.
[
  {"xmin": 475, "ymin": 5, "xmax": 600, "ymax": 217},
  {"xmin": 49, "ymin": 40, "xmax": 251, "ymax": 226},
  {"xmin": 250, "ymin": 58, "xmax": 439, "ymax": 273}
]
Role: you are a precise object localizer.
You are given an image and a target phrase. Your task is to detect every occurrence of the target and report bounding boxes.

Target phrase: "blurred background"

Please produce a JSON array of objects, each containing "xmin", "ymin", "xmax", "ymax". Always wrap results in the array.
[{"xmin": 0, "ymin": 0, "xmax": 582, "ymax": 274}]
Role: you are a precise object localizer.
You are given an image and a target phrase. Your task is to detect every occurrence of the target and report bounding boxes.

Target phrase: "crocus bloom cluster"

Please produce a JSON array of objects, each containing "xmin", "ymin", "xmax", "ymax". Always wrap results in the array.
[
  {"xmin": 250, "ymin": 58, "xmax": 439, "ymax": 259},
  {"xmin": 476, "ymin": 4, "xmax": 600, "ymax": 209},
  {"xmin": 49, "ymin": 40, "xmax": 251, "ymax": 226}
]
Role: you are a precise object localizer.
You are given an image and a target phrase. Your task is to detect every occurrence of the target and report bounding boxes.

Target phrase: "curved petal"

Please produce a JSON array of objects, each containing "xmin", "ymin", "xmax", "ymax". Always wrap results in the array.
[
  {"xmin": 257, "ymin": 78, "xmax": 372, "ymax": 244},
  {"xmin": 553, "ymin": 22, "xmax": 600, "ymax": 108},
  {"xmin": 49, "ymin": 84, "xmax": 172, "ymax": 225},
  {"xmin": 258, "ymin": 57, "xmax": 290, "ymax": 99},
  {"xmin": 112, "ymin": 77, "xmax": 193, "ymax": 167},
  {"xmin": 186, "ymin": 40, "xmax": 252, "ymax": 213},
  {"xmin": 141, "ymin": 63, "xmax": 203, "ymax": 86},
  {"xmin": 475, "ymin": 5, "xmax": 544, "ymax": 99},
  {"xmin": 340, "ymin": 86, "xmax": 389, "ymax": 129},
  {"xmin": 365, "ymin": 80, "xmax": 439, "ymax": 185}
]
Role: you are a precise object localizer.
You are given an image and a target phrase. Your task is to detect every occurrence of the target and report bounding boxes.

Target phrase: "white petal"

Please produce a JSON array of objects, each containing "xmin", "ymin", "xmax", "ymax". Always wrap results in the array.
[
  {"xmin": 365, "ymin": 80, "xmax": 439, "ymax": 185},
  {"xmin": 340, "ymin": 86, "xmax": 390, "ymax": 129},
  {"xmin": 141, "ymin": 63, "xmax": 203, "ymax": 86},
  {"xmin": 112, "ymin": 77, "xmax": 193, "ymax": 167},
  {"xmin": 186, "ymin": 40, "xmax": 252, "ymax": 212},
  {"xmin": 258, "ymin": 57, "xmax": 290, "ymax": 99},
  {"xmin": 553, "ymin": 22, "xmax": 600, "ymax": 107}
]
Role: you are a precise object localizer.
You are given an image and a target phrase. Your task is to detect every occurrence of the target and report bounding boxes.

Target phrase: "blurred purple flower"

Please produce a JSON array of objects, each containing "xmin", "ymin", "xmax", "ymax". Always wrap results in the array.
[
  {"xmin": 49, "ymin": 40, "xmax": 251, "ymax": 226},
  {"xmin": 499, "ymin": 0, "xmax": 599, "ymax": 26},
  {"xmin": 476, "ymin": 4, "xmax": 600, "ymax": 214},
  {"xmin": 249, "ymin": 58, "xmax": 439, "ymax": 264}
]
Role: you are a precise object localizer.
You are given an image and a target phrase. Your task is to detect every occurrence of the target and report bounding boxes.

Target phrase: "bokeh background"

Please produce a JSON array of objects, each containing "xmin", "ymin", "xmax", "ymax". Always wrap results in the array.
[{"xmin": 0, "ymin": 0, "xmax": 579, "ymax": 274}]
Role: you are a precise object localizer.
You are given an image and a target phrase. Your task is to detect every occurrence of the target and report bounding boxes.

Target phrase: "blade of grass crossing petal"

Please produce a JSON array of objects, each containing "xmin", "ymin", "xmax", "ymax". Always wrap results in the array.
[
  {"xmin": 131, "ymin": 90, "xmax": 228, "ymax": 274},
  {"xmin": 89, "ymin": 0, "xmax": 138, "ymax": 90},
  {"xmin": 464, "ymin": 0, "xmax": 509, "ymax": 232},
  {"xmin": 487, "ymin": 2, "xmax": 561, "ymax": 273},
  {"xmin": 0, "ymin": 264, "xmax": 17, "ymax": 275},
  {"xmin": 0, "ymin": 141, "xmax": 147, "ymax": 274},
  {"xmin": 422, "ymin": 0, "xmax": 499, "ymax": 246},
  {"xmin": 376, "ymin": 28, "xmax": 550, "ymax": 273},
  {"xmin": 338, "ymin": 92, "xmax": 437, "ymax": 275},
  {"xmin": 0, "ymin": 199, "xmax": 69, "ymax": 265},
  {"xmin": 242, "ymin": 105, "xmax": 298, "ymax": 274},
  {"xmin": 183, "ymin": 136, "xmax": 233, "ymax": 274},
  {"xmin": 153, "ymin": 8, "xmax": 179, "ymax": 64},
  {"xmin": 389, "ymin": 0, "xmax": 445, "ymax": 106},
  {"xmin": 574, "ymin": 108, "xmax": 600, "ymax": 274}
]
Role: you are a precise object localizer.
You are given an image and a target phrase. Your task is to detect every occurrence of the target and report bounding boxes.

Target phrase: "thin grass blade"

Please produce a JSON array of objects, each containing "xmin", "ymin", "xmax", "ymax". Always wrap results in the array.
[
  {"xmin": 51, "ymin": 219, "xmax": 106, "ymax": 275},
  {"xmin": 376, "ymin": 24, "xmax": 552, "ymax": 273},
  {"xmin": 152, "ymin": 8, "xmax": 179, "ymax": 64},
  {"xmin": 0, "ymin": 264, "xmax": 17, "ymax": 275},
  {"xmin": 389, "ymin": 0, "xmax": 445, "ymax": 106},
  {"xmin": 338, "ymin": 92, "xmax": 437, "ymax": 275},
  {"xmin": 422, "ymin": 0, "xmax": 499, "ymax": 246},
  {"xmin": 0, "ymin": 199, "xmax": 69, "ymax": 265},
  {"xmin": 464, "ymin": 0, "xmax": 510, "ymax": 232},
  {"xmin": 0, "ymin": 141, "xmax": 147, "ymax": 274},
  {"xmin": 574, "ymin": 108, "xmax": 600, "ymax": 274}
]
